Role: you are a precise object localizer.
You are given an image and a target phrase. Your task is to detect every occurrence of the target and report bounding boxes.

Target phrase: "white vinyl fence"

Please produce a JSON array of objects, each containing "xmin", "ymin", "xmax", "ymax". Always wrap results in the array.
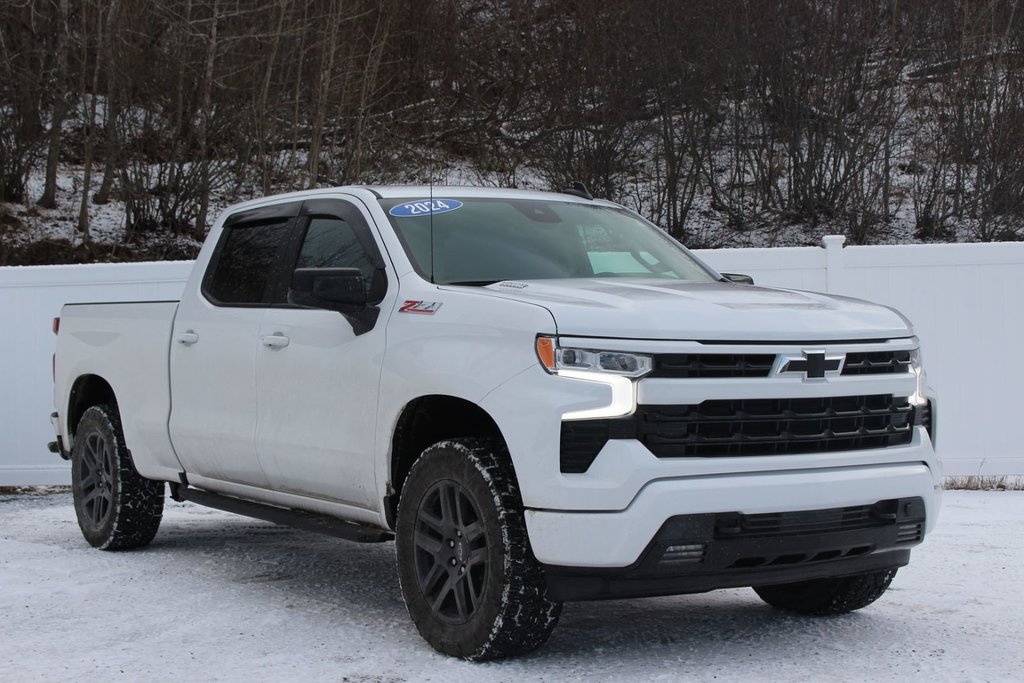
[
  {"xmin": 2, "ymin": 238, "xmax": 1022, "ymax": 485},
  {"xmin": 0, "ymin": 262, "xmax": 192, "ymax": 485}
]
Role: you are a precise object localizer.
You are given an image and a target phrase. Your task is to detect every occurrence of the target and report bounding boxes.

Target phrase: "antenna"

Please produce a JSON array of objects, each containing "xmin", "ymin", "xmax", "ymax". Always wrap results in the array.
[
  {"xmin": 429, "ymin": 171, "xmax": 435, "ymax": 284},
  {"xmin": 563, "ymin": 181, "xmax": 594, "ymax": 200}
]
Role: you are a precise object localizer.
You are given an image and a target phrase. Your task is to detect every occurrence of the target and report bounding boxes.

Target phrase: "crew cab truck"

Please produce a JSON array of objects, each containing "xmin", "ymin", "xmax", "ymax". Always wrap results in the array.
[{"xmin": 51, "ymin": 186, "xmax": 939, "ymax": 660}]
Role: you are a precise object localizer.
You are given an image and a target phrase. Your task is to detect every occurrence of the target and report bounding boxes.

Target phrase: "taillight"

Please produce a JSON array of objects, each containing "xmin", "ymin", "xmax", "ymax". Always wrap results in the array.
[{"xmin": 52, "ymin": 317, "xmax": 59, "ymax": 381}]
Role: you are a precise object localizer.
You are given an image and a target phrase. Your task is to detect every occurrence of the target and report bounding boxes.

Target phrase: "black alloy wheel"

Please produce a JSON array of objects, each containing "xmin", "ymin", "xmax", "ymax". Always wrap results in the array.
[
  {"xmin": 413, "ymin": 480, "xmax": 490, "ymax": 624},
  {"xmin": 71, "ymin": 404, "xmax": 164, "ymax": 550},
  {"xmin": 76, "ymin": 430, "xmax": 115, "ymax": 531},
  {"xmin": 395, "ymin": 438, "xmax": 561, "ymax": 660}
]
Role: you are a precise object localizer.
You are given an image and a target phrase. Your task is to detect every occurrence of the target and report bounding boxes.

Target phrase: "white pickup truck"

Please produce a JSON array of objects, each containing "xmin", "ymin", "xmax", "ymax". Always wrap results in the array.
[{"xmin": 50, "ymin": 186, "xmax": 939, "ymax": 659}]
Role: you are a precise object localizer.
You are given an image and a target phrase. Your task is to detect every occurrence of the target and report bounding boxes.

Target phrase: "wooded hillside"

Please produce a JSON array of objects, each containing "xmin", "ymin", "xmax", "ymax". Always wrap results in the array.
[{"xmin": 2, "ymin": 0, "xmax": 1024, "ymax": 263}]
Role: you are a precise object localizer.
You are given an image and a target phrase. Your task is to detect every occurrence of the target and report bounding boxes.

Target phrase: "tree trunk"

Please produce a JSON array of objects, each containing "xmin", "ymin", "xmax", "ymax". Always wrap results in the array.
[
  {"xmin": 38, "ymin": 0, "xmax": 70, "ymax": 209},
  {"xmin": 348, "ymin": 6, "xmax": 393, "ymax": 182},
  {"xmin": 308, "ymin": 0, "xmax": 342, "ymax": 187},
  {"xmin": 289, "ymin": 2, "xmax": 309, "ymax": 171},
  {"xmin": 93, "ymin": 0, "xmax": 123, "ymax": 206},
  {"xmin": 165, "ymin": 0, "xmax": 192, "ymax": 237},
  {"xmin": 77, "ymin": 1, "xmax": 109, "ymax": 242},
  {"xmin": 194, "ymin": 0, "xmax": 219, "ymax": 240},
  {"xmin": 92, "ymin": 94, "xmax": 118, "ymax": 205},
  {"xmin": 257, "ymin": 0, "xmax": 287, "ymax": 195}
]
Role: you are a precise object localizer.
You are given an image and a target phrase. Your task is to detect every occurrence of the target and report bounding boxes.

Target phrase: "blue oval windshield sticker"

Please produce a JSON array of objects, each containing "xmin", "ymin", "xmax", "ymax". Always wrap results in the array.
[{"xmin": 389, "ymin": 198, "xmax": 463, "ymax": 217}]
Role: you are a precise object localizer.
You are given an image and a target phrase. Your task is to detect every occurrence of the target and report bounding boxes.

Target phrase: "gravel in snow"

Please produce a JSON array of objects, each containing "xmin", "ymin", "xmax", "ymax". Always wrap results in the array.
[{"xmin": 1, "ymin": 491, "xmax": 1021, "ymax": 681}]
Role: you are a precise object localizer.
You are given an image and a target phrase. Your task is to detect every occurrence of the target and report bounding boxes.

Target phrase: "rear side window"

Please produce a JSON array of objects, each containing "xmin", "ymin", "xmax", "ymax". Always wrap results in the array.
[{"xmin": 206, "ymin": 220, "xmax": 291, "ymax": 304}]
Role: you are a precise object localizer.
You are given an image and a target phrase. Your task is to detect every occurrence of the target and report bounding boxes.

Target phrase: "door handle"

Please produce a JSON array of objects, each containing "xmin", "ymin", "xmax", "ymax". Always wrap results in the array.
[
  {"xmin": 175, "ymin": 331, "xmax": 199, "ymax": 346},
  {"xmin": 261, "ymin": 334, "xmax": 290, "ymax": 349}
]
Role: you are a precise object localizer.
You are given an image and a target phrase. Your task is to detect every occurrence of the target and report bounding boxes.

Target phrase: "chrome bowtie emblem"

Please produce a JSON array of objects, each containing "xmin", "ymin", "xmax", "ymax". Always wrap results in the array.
[{"xmin": 776, "ymin": 351, "xmax": 844, "ymax": 379}]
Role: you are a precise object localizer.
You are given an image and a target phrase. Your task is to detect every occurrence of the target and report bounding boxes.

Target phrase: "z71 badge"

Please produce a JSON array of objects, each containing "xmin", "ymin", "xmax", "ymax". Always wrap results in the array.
[{"xmin": 399, "ymin": 300, "xmax": 442, "ymax": 315}]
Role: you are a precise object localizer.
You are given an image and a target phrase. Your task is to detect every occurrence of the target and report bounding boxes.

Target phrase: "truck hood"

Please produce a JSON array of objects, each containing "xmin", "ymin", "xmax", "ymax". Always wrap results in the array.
[{"xmin": 470, "ymin": 279, "xmax": 912, "ymax": 341}]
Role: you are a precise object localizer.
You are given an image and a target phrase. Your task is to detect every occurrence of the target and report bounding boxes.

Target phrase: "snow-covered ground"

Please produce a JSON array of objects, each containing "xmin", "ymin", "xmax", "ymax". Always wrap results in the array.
[{"xmin": 1, "ymin": 490, "xmax": 1021, "ymax": 681}]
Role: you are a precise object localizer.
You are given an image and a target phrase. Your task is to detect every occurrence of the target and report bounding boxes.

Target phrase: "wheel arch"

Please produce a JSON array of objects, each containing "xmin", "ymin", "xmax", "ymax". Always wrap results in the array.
[
  {"xmin": 67, "ymin": 374, "xmax": 118, "ymax": 440},
  {"xmin": 385, "ymin": 394, "xmax": 511, "ymax": 528}
]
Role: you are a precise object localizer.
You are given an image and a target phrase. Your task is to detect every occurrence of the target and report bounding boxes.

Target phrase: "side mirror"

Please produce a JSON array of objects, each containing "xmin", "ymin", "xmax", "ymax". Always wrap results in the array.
[
  {"xmin": 289, "ymin": 268, "xmax": 367, "ymax": 311},
  {"xmin": 721, "ymin": 272, "xmax": 755, "ymax": 285}
]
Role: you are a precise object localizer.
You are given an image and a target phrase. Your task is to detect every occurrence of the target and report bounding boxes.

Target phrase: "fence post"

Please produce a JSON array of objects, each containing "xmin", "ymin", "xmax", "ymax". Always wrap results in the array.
[{"xmin": 821, "ymin": 235, "xmax": 847, "ymax": 294}]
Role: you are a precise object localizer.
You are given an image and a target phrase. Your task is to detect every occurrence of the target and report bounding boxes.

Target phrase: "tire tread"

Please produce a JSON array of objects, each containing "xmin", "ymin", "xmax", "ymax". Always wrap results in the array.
[
  {"xmin": 73, "ymin": 404, "xmax": 164, "ymax": 550},
  {"xmin": 754, "ymin": 568, "xmax": 897, "ymax": 615},
  {"xmin": 397, "ymin": 438, "xmax": 561, "ymax": 660}
]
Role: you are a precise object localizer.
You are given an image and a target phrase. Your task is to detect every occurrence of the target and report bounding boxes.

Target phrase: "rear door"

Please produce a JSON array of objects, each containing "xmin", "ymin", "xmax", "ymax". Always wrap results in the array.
[
  {"xmin": 255, "ymin": 198, "xmax": 393, "ymax": 508},
  {"xmin": 169, "ymin": 203, "xmax": 300, "ymax": 488}
]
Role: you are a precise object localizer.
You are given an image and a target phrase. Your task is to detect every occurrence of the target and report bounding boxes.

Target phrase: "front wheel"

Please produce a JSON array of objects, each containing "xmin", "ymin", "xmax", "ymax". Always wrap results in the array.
[
  {"xmin": 395, "ymin": 439, "xmax": 562, "ymax": 660},
  {"xmin": 753, "ymin": 568, "xmax": 898, "ymax": 615},
  {"xmin": 71, "ymin": 404, "xmax": 164, "ymax": 550}
]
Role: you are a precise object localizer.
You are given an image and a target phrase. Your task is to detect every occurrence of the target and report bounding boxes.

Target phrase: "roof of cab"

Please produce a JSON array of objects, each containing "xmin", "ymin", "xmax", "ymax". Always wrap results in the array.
[
  {"xmin": 216, "ymin": 184, "xmax": 622, "ymax": 219},
  {"xmin": 363, "ymin": 185, "xmax": 612, "ymax": 203}
]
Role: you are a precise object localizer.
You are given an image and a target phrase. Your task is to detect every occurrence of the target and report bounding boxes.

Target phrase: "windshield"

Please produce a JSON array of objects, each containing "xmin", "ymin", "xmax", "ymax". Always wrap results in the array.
[{"xmin": 378, "ymin": 197, "xmax": 717, "ymax": 285}]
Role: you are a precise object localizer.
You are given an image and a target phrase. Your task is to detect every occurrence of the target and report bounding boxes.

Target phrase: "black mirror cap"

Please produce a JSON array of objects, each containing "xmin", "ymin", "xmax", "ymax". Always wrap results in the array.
[
  {"xmin": 721, "ymin": 272, "xmax": 755, "ymax": 285},
  {"xmin": 289, "ymin": 267, "xmax": 367, "ymax": 310}
]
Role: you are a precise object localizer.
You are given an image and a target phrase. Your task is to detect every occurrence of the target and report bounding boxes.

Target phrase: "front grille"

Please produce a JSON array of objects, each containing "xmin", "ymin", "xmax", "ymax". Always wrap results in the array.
[
  {"xmin": 636, "ymin": 395, "xmax": 913, "ymax": 458},
  {"xmin": 842, "ymin": 350, "xmax": 912, "ymax": 375},
  {"xmin": 645, "ymin": 349, "xmax": 913, "ymax": 378},
  {"xmin": 560, "ymin": 394, "xmax": 914, "ymax": 472},
  {"xmin": 650, "ymin": 354, "xmax": 775, "ymax": 378}
]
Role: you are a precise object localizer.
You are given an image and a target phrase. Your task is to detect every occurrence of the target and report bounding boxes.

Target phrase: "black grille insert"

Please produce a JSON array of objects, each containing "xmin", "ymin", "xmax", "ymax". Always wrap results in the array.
[
  {"xmin": 714, "ymin": 500, "xmax": 902, "ymax": 540},
  {"xmin": 842, "ymin": 350, "xmax": 912, "ymax": 375},
  {"xmin": 637, "ymin": 395, "xmax": 913, "ymax": 458},
  {"xmin": 650, "ymin": 354, "xmax": 775, "ymax": 378},
  {"xmin": 560, "ymin": 394, "xmax": 914, "ymax": 472},
  {"xmin": 645, "ymin": 349, "xmax": 914, "ymax": 378}
]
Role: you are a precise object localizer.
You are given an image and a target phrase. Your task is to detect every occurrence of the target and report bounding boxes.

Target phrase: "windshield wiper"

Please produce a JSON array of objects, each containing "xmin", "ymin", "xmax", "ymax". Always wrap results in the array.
[{"xmin": 444, "ymin": 280, "xmax": 500, "ymax": 287}]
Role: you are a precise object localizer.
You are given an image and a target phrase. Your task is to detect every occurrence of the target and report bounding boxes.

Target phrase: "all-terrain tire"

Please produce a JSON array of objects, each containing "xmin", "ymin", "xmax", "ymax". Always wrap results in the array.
[
  {"xmin": 753, "ymin": 568, "xmax": 898, "ymax": 615},
  {"xmin": 71, "ymin": 404, "xmax": 164, "ymax": 550},
  {"xmin": 395, "ymin": 438, "xmax": 562, "ymax": 660}
]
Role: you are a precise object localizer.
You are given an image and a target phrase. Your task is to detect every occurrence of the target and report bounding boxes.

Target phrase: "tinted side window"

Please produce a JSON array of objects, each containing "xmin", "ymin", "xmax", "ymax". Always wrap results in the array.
[
  {"xmin": 296, "ymin": 217, "xmax": 376, "ymax": 292},
  {"xmin": 207, "ymin": 220, "xmax": 291, "ymax": 304}
]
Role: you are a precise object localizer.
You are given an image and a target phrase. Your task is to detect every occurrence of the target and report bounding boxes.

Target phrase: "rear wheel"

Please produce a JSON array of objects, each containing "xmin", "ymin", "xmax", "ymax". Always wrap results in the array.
[
  {"xmin": 71, "ymin": 404, "xmax": 164, "ymax": 550},
  {"xmin": 753, "ymin": 568, "xmax": 897, "ymax": 615},
  {"xmin": 395, "ymin": 438, "xmax": 561, "ymax": 660}
]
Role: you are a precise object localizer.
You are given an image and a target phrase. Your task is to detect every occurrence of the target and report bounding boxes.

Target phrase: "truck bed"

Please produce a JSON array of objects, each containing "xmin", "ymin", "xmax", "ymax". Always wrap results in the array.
[{"xmin": 54, "ymin": 301, "xmax": 184, "ymax": 482}]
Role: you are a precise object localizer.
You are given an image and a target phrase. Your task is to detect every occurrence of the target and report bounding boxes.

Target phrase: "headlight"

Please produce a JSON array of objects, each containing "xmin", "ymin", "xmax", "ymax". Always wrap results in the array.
[
  {"xmin": 535, "ymin": 336, "xmax": 651, "ymax": 420},
  {"xmin": 535, "ymin": 337, "xmax": 652, "ymax": 378}
]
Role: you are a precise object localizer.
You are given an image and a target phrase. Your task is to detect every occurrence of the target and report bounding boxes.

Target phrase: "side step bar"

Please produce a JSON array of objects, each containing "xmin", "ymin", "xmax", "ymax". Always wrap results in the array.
[{"xmin": 170, "ymin": 484, "xmax": 393, "ymax": 543}]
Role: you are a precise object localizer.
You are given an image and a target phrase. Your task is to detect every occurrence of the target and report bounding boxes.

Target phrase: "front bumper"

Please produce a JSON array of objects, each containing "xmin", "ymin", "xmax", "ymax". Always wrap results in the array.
[
  {"xmin": 544, "ymin": 496, "xmax": 924, "ymax": 601},
  {"xmin": 525, "ymin": 460, "xmax": 938, "ymax": 569}
]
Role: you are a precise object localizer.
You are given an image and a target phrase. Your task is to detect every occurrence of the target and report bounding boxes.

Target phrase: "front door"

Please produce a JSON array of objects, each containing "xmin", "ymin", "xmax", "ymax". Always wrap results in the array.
[{"xmin": 255, "ymin": 198, "xmax": 392, "ymax": 508}]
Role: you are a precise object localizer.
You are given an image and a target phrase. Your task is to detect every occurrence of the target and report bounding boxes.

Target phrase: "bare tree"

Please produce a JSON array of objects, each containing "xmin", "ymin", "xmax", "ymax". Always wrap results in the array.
[
  {"xmin": 76, "ymin": 0, "xmax": 111, "ymax": 241},
  {"xmin": 38, "ymin": 0, "xmax": 71, "ymax": 209},
  {"xmin": 192, "ymin": 0, "xmax": 219, "ymax": 239}
]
